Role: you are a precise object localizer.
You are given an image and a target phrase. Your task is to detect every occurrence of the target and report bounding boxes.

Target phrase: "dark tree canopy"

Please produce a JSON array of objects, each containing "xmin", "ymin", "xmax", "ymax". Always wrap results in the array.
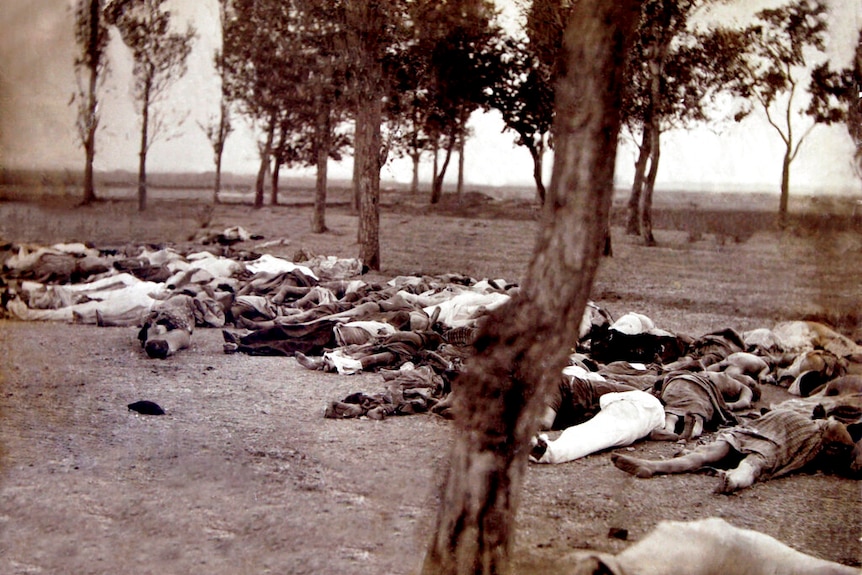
[
  {"xmin": 221, "ymin": 0, "xmax": 302, "ymax": 208},
  {"xmin": 411, "ymin": 0, "xmax": 501, "ymax": 204},
  {"xmin": 808, "ymin": 28, "xmax": 862, "ymax": 179},
  {"xmin": 485, "ymin": 35, "xmax": 555, "ymax": 203}
]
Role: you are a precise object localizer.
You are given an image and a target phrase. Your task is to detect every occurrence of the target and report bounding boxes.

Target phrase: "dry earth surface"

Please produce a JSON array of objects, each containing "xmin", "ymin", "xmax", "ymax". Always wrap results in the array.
[{"xmin": 0, "ymin": 184, "xmax": 860, "ymax": 574}]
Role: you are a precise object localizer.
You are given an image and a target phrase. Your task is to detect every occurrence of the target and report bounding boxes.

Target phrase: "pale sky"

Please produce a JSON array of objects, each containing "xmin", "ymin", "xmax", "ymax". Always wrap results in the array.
[{"xmin": 0, "ymin": 0, "xmax": 860, "ymax": 195}]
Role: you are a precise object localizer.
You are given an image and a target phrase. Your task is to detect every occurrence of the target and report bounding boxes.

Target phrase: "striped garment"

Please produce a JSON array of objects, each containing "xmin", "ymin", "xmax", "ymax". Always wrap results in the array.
[
  {"xmin": 720, "ymin": 409, "xmax": 827, "ymax": 480},
  {"xmin": 443, "ymin": 326, "xmax": 478, "ymax": 346}
]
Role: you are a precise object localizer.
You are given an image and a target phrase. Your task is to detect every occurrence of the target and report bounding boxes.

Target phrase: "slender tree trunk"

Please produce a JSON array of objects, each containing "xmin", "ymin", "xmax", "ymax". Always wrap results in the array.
[
  {"xmin": 457, "ymin": 130, "xmax": 465, "ymax": 204},
  {"xmin": 411, "ymin": 151, "xmax": 421, "ymax": 194},
  {"xmin": 638, "ymin": 39, "xmax": 667, "ymax": 247},
  {"xmin": 81, "ymin": 0, "xmax": 101, "ymax": 206},
  {"xmin": 137, "ymin": 81, "xmax": 151, "ymax": 212},
  {"xmin": 433, "ymin": 143, "xmax": 440, "ymax": 193},
  {"xmin": 528, "ymin": 141, "xmax": 546, "ymax": 204},
  {"xmin": 213, "ymin": 105, "xmax": 229, "ymax": 205},
  {"xmin": 778, "ymin": 149, "xmax": 791, "ymax": 228},
  {"xmin": 431, "ymin": 135, "xmax": 455, "ymax": 205},
  {"xmin": 420, "ymin": 2, "xmax": 640, "ymax": 573},
  {"xmin": 83, "ymin": 121, "xmax": 97, "ymax": 205},
  {"xmin": 255, "ymin": 117, "xmax": 275, "ymax": 209},
  {"xmin": 640, "ymin": 129, "xmax": 660, "ymax": 246},
  {"xmin": 82, "ymin": 65, "xmax": 98, "ymax": 205},
  {"xmin": 627, "ymin": 127, "xmax": 651, "ymax": 235},
  {"xmin": 271, "ymin": 159, "xmax": 281, "ymax": 206},
  {"xmin": 312, "ymin": 105, "xmax": 331, "ymax": 234},
  {"xmin": 213, "ymin": 148, "xmax": 223, "ymax": 205}
]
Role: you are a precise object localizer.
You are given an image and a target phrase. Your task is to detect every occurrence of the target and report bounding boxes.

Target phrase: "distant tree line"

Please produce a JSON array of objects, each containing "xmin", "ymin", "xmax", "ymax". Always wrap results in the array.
[{"xmin": 72, "ymin": 0, "xmax": 860, "ymax": 259}]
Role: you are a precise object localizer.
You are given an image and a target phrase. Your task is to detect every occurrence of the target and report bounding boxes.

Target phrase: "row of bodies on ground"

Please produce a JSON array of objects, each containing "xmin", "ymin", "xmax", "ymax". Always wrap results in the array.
[{"xmin": 1, "ymin": 230, "xmax": 860, "ymax": 572}]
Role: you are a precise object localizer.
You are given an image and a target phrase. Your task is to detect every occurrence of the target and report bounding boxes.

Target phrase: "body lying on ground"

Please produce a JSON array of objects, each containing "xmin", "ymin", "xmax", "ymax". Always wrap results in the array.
[
  {"xmin": 651, "ymin": 370, "xmax": 755, "ymax": 441},
  {"xmin": 530, "ymin": 390, "xmax": 664, "ymax": 464},
  {"xmin": 137, "ymin": 287, "xmax": 227, "ymax": 359},
  {"xmin": 611, "ymin": 408, "xmax": 861, "ymax": 492},
  {"xmin": 567, "ymin": 517, "xmax": 858, "ymax": 575}
]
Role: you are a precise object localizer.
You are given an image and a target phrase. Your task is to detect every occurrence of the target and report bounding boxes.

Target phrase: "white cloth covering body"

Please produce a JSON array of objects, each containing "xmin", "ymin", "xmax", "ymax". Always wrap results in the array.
[{"xmin": 533, "ymin": 390, "xmax": 664, "ymax": 464}]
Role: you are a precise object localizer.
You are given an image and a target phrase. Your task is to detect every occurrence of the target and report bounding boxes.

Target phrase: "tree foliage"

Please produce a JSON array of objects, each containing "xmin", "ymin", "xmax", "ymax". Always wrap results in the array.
[
  {"xmin": 106, "ymin": 0, "xmax": 195, "ymax": 211},
  {"xmin": 384, "ymin": 38, "xmax": 436, "ymax": 194},
  {"xmin": 72, "ymin": 0, "xmax": 111, "ymax": 205},
  {"xmin": 734, "ymin": 0, "xmax": 829, "ymax": 225},
  {"xmin": 411, "ymin": 0, "xmax": 501, "ymax": 204},
  {"xmin": 807, "ymin": 28, "xmax": 862, "ymax": 179},
  {"xmin": 221, "ymin": 0, "xmax": 298, "ymax": 208},
  {"xmin": 485, "ymin": 34, "xmax": 555, "ymax": 203},
  {"xmin": 622, "ymin": 0, "xmax": 754, "ymax": 245},
  {"xmin": 221, "ymin": 0, "xmax": 350, "ymax": 217}
]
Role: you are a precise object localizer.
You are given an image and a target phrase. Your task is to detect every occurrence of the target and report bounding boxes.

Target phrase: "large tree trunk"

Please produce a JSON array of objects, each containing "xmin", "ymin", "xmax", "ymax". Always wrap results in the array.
[
  {"xmin": 351, "ymin": 0, "xmax": 385, "ymax": 271},
  {"xmin": 420, "ymin": 2, "xmax": 640, "ymax": 573},
  {"xmin": 355, "ymin": 96, "xmax": 383, "ymax": 269},
  {"xmin": 312, "ymin": 104, "xmax": 331, "ymax": 234},
  {"xmin": 137, "ymin": 80, "xmax": 151, "ymax": 212}
]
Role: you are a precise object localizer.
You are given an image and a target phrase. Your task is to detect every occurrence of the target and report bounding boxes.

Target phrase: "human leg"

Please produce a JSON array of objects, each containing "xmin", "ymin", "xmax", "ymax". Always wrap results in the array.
[
  {"xmin": 532, "ymin": 392, "xmax": 662, "ymax": 464},
  {"xmin": 612, "ymin": 440, "xmax": 733, "ymax": 478}
]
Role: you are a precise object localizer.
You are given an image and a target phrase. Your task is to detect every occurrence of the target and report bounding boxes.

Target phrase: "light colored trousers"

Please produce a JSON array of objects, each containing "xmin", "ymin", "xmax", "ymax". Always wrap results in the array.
[{"xmin": 534, "ymin": 390, "xmax": 664, "ymax": 464}]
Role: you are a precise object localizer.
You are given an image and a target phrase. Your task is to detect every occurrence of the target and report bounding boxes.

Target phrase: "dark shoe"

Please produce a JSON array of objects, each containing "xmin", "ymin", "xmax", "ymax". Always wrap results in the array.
[{"xmin": 530, "ymin": 434, "xmax": 549, "ymax": 462}]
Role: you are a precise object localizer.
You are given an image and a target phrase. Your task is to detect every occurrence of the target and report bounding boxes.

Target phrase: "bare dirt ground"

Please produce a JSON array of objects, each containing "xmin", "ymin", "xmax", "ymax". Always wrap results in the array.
[{"xmin": 0, "ymin": 185, "xmax": 860, "ymax": 574}]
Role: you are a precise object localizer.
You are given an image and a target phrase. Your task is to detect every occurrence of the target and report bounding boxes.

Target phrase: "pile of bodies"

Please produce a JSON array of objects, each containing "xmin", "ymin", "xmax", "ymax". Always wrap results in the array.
[{"xmin": 2, "ymin": 238, "xmax": 861, "ymax": 493}]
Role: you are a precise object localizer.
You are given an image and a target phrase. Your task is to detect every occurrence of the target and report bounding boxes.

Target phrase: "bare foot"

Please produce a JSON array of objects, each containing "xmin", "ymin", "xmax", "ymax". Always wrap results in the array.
[
  {"xmin": 611, "ymin": 453, "xmax": 654, "ymax": 478},
  {"xmin": 295, "ymin": 351, "xmax": 324, "ymax": 371},
  {"xmin": 649, "ymin": 428, "xmax": 680, "ymax": 441},
  {"xmin": 713, "ymin": 471, "xmax": 738, "ymax": 495}
]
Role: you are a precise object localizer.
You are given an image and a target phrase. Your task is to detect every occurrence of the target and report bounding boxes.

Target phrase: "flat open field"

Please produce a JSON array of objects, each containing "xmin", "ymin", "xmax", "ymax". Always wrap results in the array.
[{"xmin": 1, "ymin": 183, "xmax": 860, "ymax": 574}]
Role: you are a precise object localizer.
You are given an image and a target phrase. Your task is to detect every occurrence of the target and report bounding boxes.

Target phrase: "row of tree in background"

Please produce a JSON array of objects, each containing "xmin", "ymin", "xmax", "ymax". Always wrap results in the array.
[{"xmin": 72, "ymin": 0, "xmax": 860, "ymax": 259}]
